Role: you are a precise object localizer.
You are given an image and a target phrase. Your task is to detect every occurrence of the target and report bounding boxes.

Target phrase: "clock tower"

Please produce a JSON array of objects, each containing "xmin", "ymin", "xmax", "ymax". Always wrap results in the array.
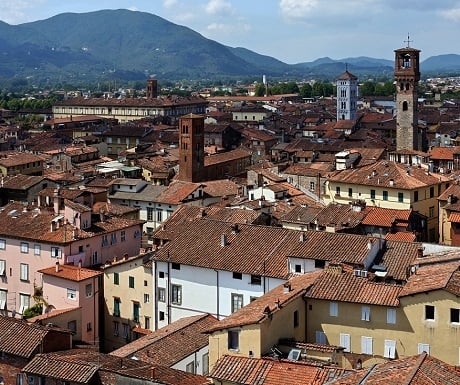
[{"xmin": 394, "ymin": 37, "xmax": 421, "ymax": 151}]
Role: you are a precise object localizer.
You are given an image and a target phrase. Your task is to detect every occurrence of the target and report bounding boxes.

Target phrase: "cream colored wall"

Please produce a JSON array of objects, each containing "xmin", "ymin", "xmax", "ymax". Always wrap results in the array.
[
  {"xmin": 439, "ymin": 201, "xmax": 453, "ymax": 245},
  {"xmin": 208, "ymin": 325, "xmax": 261, "ymax": 372},
  {"xmin": 103, "ymin": 257, "xmax": 152, "ymax": 352},
  {"xmin": 399, "ymin": 290, "xmax": 460, "ymax": 365},
  {"xmin": 306, "ymin": 299, "xmax": 410, "ymax": 368}
]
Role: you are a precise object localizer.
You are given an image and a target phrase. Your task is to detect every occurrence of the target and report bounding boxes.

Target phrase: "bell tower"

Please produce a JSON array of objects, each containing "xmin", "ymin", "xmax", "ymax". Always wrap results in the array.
[
  {"xmin": 394, "ymin": 36, "xmax": 421, "ymax": 151},
  {"xmin": 178, "ymin": 114, "xmax": 205, "ymax": 182}
]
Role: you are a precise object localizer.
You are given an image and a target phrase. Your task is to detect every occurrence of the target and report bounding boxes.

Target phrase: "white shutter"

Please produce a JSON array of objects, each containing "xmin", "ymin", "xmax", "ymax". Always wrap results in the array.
[
  {"xmin": 387, "ymin": 308, "xmax": 396, "ymax": 324},
  {"xmin": 361, "ymin": 336, "xmax": 373, "ymax": 355},
  {"xmin": 384, "ymin": 339, "xmax": 396, "ymax": 358},
  {"xmin": 418, "ymin": 343, "xmax": 430, "ymax": 354},
  {"xmin": 340, "ymin": 333, "xmax": 351, "ymax": 352},
  {"xmin": 361, "ymin": 306, "xmax": 370, "ymax": 321},
  {"xmin": 0, "ymin": 290, "xmax": 6, "ymax": 309},
  {"xmin": 315, "ymin": 331, "xmax": 327, "ymax": 344},
  {"xmin": 0, "ymin": 260, "xmax": 5, "ymax": 275}
]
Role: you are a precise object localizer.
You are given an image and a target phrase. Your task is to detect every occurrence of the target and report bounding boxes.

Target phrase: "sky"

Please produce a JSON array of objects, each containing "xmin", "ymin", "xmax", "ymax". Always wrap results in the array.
[{"xmin": 1, "ymin": 0, "xmax": 460, "ymax": 64}]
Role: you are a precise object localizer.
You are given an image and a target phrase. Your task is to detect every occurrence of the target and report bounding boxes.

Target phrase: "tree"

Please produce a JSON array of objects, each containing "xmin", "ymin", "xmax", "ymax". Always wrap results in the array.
[
  {"xmin": 300, "ymin": 83, "xmax": 312, "ymax": 98},
  {"xmin": 360, "ymin": 81, "xmax": 376, "ymax": 97},
  {"xmin": 254, "ymin": 82, "xmax": 266, "ymax": 97}
]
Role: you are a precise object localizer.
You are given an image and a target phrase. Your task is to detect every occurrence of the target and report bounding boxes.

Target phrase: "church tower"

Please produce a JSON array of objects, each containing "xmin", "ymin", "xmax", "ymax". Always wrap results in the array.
[
  {"xmin": 336, "ymin": 68, "xmax": 358, "ymax": 121},
  {"xmin": 178, "ymin": 114, "xmax": 205, "ymax": 182},
  {"xmin": 395, "ymin": 37, "xmax": 421, "ymax": 151}
]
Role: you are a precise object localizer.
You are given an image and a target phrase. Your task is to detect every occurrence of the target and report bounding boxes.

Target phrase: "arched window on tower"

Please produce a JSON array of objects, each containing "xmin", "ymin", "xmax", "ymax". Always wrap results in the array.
[
  {"xmin": 400, "ymin": 83, "xmax": 404, "ymax": 91},
  {"xmin": 403, "ymin": 54, "xmax": 411, "ymax": 68},
  {"xmin": 405, "ymin": 83, "xmax": 410, "ymax": 91},
  {"xmin": 403, "ymin": 101, "xmax": 408, "ymax": 111}
]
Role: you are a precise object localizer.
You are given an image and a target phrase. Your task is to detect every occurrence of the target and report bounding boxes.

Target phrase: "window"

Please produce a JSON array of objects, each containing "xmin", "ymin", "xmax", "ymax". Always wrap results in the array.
[
  {"xmin": 51, "ymin": 247, "xmax": 61, "ymax": 258},
  {"xmin": 0, "ymin": 289, "xmax": 7, "ymax": 310},
  {"xmin": 228, "ymin": 329, "xmax": 239, "ymax": 350},
  {"xmin": 429, "ymin": 206, "xmax": 434, "ymax": 218},
  {"xmin": 159, "ymin": 271, "xmax": 165, "ymax": 279},
  {"xmin": 348, "ymin": 188, "xmax": 353, "ymax": 197},
  {"xmin": 418, "ymin": 343, "xmax": 430, "ymax": 354},
  {"xmin": 450, "ymin": 308, "xmax": 460, "ymax": 324},
  {"xmin": 67, "ymin": 288, "xmax": 76, "ymax": 300},
  {"xmin": 414, "ymin": 191, "xmax": 418, "ymax": 202},
  {"xmin": 157, "ymin": 210, "xmax": 163, "ymax": 222},
  {"xmin": 251, "ymin": 275, "xmax": 261, "ymax": 285},
  {"xmin": 158, "ymin": 288, "xmax": 165, "ymax": 302},
  {"xmin": 295, "ymin": 264, "xmax": 302, "ymax": 273},
  {"xmin": 310, "ymin": 181, "xmax": 315, "ymax": 191},
  {"xmin": 34, "ymin": 244, "xmax": 41, "ymax": 256},
  {"xmin": 384, "ymin": 339, "xmax": 396, "ymax": 359},
  {"xmin": 370, "ymin": 189, "xmax": 375, "ymax": 199},
  {"xmin": 185, "ymin": 361, "xmax": 195, "ymax": 374},
  {"xmin": 293, "ymin": 310, "xmax": 299, "ymax": 328},
  {"xmin": 0, "ymin": 239, "xmax": 5, "ymax": 250},
  {"xmin": 117, "ymin": 322, "xmax": 128, "ymax": 340},
  {"xmin": 430, "ymin": 186, "xmax": 434, "ymax": 198},
  {"xmin": 171, "ymin": 284, "xmax": 182, "ymax": 305},
  {"xmin": 147, "ymin": 207, "xmax": 154, "ymax": 221},
  {"xmin": 231, "ymin": 293, "xmax": 243, "ymax": 313},
  {"xmin": 171, "ymin": 262, "xmax": 180, "ymax": 270},
  {"xmin": 398, "ymin": 192, "xmax": 404, "ymax": 203},
  {"xmin": 382, "ymin": 190, "xmax": 388, "ymax": 201},
  {"xmin": 361, "ymin": 336, "xmax": 373, "ymax": 355},
  {"xmin": 0, "ymin": 260, "xmax": 5, "ymax": 276},
  {"xmin": 20, "ymin": 263, "xmax": 29, "ymax": 281},
  {"xmin": 113, "ymin": 321, "xmax": 119, "ymax": 336},
  {"xmin": 361, "ymin": 306, "xmax": 370, "ymax": 321},
  {"xmin": 145, "ymin": 316, "xmax": 151, "ymax": 330},
  {"xmin": 340, "ymin": 333, "xmax": 351, "ymax": 352},
  {"xmin": 330, "ymin": 302, "xmax": 338, "ymax": 317},
  {"xmin": 315, "ymin": 259, "xmax": 325, "ymax": 268},
  {"xmin": 85, "ymin": 283, "xmax": 92, "ymax": 297},
  {"xmin": 159, "ymin": 311, "xmax": 165, "ymax": 321},
  {"xmin": 129, "ymin": 276, "xmax": 135, "ymax": 288},
  {"xmin": 113, "ymin": 297, "xmax": 120, "ymax": 317},
  {"xmin": 144, "ymin": 293, "xmax": 150, "ymax": 303},
  {"xmin": 67, "ymin": 320, "xmax": 77, "ymax": 333},
  {"xmin": 402, "ymin": 101, "xmax": 408, "ymax": 111},
  {"xmin": 387, "ymin": 308, "xmax": 396, "ymax": 324},
  {"xmin": 19, "ymin": 294, "xmax": 30, "ymax": 314},
  {"xmin": 335, "ymin": 186, "xmax": 340, "ymax": 196},
  {"xmin": 20, "ymin": 242, "xmax": 29, "ymax": 253},
  {"xmin": 133, "ymin": 302, "xmax": 140, "ymax": 322},
  {"xmin": 202, "ymin": 353, "xmax": 209, "ymax": 375},
  {"xmin": 232, "ymin": 272, "xmax": 242, "ymax": 280},
  {"xmin": 425, "ymin": 305, "xmax": 435, "ymax": 320},
  {"xmin": 315, "ymin": 331, "xmax": 327, "ymax": 344},
  {"xmin": 114, "ymin": 272, "xmax": 119, "ymax": 285},
  {"xmin": 110, "ymin": 233, "xmax": 117, "ymax": 245},
  {"xmin": 121, "ymin": 230, "xmax": 126, "ymax": 242}
]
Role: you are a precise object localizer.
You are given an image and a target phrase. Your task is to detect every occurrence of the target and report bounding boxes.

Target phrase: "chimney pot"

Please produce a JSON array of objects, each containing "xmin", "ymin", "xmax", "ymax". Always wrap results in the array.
[
  {"xmin": 55, "ymin": 261, "xmax": 59, "ymax": 272},
  {"xmin": 221, "ymin": 234, "xmax": 227, "ymax": 247}
]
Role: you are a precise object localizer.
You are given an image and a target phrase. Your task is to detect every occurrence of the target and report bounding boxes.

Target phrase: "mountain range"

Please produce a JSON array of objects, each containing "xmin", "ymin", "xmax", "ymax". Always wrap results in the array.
[{"xmin": 0, "ymin": 9, "xmax": 460, "ymax": 85}]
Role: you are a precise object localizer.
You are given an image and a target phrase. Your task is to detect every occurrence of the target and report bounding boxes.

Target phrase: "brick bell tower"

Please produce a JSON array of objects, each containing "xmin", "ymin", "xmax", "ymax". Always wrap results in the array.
[
  {"xmin": 178, "ymin": 114, "xmax": 205, "ymax": 182},
  {"xmin": 394, "ymin": 36, "xmax": 421, "ymax": 151}
]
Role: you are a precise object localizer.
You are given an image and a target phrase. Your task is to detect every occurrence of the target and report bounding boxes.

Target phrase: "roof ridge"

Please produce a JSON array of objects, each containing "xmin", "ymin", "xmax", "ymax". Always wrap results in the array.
[{"xmin": 401, "ymin": 352, "xmax": 427, "ymax": 385}]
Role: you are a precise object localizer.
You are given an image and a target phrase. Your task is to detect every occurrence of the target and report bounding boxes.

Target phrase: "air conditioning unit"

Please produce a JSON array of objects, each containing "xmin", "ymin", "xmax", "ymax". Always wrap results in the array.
[{"xmin": 361, "ymin": 270, "xmax": 368, "ymax": 278}]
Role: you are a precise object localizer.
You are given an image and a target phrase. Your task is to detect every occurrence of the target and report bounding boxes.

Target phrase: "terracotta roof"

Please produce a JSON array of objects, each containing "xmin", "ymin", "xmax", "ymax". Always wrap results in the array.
[
  {"xmin": 311, "ymin": 203, "xmax": 370, "ymax": 230},
  {"xmin": 206, "ymin": 271, "xmax": 322, "ymax": 333},
  {"xmin": 429, "ymin": 146, "xmax": 458, "ymax": 160},
  {"xmin": 327, "ymin": 352, "xmax": 460, "ymax": 385},
  {"xmin": 0, "ymin": 316, "xmax": 64, "ymax": 359},
  {"xmin": 22, "ymin": 349, "xmax": 210, "ymax": 385},
  {"xmin": 56, "ymin": 95, "xmax": 206, "ymax": 108},
  {"xmin": 328, "ymin": 160, "xmax": 448, "ymax": 189},
  {"xmin": 39, "ymin": 263, "xmax": 102, "ymax": 281},
  {"xmin": 362, "ymin": 207, "xmax": 411, "ymax": 227},
  {"xmin": 280, "ymin": 206, "xmax": 323, "ymax": 225},
  {"xmin": 449, "ymin": 212, "xmax": 460, "ymax": 222},
  {"xmin": 202, "ymin": 179, "xmax": 240, "ymax": 197},
  {"xmin": 399, "ymin": 260, "xmax": 460, "ymax": 297},
  {"xmin": 337, "ymin": 70, "xmax": 358, "ymax": 80},
  {"xmin": 210, "ymin": 355, "xmax": 349, "ymax": 385},
  {"xmin": 377, "ymin": 240, "xmax": 421, "ymax": 281},
  {"xmin": 27, "ymin": 307, "xmax": 80, "ymax": 323},
  {"xmin": 155, "ymin": 181, "xmax": 201, "ymax": 205},
  {"xmin": 306, "ymin": 266, "xmax": 403, "ymax": 306},
  {"xmin": 0, "ymin": 174, "xmax": 45, "ymax": 189},
  {"xmin": 384, "ymin": 231, "xmax": 417, "ymax": 242},
  {"xmin": 110, "ymin": 314, "xmax": 218, "ymax": 367},
  {"xmin": 0, "ymin": 151, "xmax": 43, "ymax": 167},
  {"xmin": 204, "ymin": 147, "xmax": 252, "ymax": 166}
]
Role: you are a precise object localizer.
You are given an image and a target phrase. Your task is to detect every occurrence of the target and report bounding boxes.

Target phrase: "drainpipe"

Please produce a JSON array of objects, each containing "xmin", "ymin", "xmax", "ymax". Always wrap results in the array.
[
  {"xmin": 215, "ymin": 269, "xmax": 220, "ymax": 320},
  {"xmin": 167, "ymin": 252, "xmax": 171, "ymax": 325},
  {"xmin": 154, "ymin": 260, "xmax": 158, "ymax": 330}
]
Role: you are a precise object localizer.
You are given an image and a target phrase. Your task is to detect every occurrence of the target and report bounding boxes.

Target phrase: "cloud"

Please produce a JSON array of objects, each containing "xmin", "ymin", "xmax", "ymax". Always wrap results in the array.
[
  {"xmin": 440, "ymin": 7, "xmax": 460, "ymax": 22},
  {"xmin": 205, "ymin": 0, "xmax": 234, "ymax": 16},
  {"xmin": 0, "ymin": 0, "xmax": 43, "ymax": 24},
  {"xmin": 279, "ymin": 0, "xmax": 319, "ymax": 20},
  {"xmin": 162, "ymin": 0, "xmax": 178, "ymax": 9},
  {"xmin": 206, "ymin": 22, "xmax": 251, "ymax": 34}
]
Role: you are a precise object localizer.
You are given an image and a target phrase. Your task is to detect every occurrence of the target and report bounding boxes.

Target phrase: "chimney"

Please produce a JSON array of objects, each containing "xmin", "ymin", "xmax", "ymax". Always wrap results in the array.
[
  {"xmin": 55, "ymin": 261, "xmax": 60, "ymax": 272},
  {"xmin": 283, "ymin": 282, "xmax": 291, "ymax": 293},
  {"xmin": 78, "ymin": 259, "xmax": 82, "ymax": 268},
  {"xmin": 150, "ymin": 368, "xmax": 155, "ymax": 379},
  {"xmin": 232, "ymin": 224, "xmax": 239, "ymax": 234},
  {"xmin": 300, "ymin": 232, "xmax": 307, "ymax": 242},
  {"xmin": 221, "ymin": 234, "xmax": 227, "ymax": 247}
]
